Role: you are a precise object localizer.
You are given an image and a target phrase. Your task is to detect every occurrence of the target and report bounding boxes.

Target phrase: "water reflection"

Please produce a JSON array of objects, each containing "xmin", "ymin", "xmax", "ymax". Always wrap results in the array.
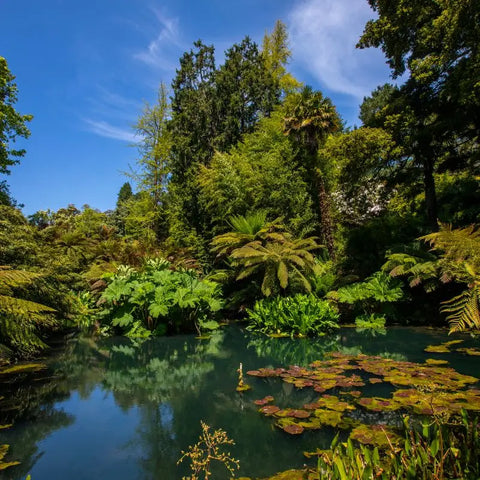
[{"xmin": 0, "ymin": 327, "xmax": 478, "ymax": 480}]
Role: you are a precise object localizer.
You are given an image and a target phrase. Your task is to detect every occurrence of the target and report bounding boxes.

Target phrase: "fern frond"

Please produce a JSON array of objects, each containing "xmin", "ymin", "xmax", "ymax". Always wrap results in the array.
[
  {"xmin": 442, "ymin": 285, "xmax": 480, "ymax": 333},
  {"xmin": 0, "ymin": 295, "xmax": 56, "ymax": 316},
  {"xmin": 0, "ymin": 267, "xmax": 41, "ymax": 289}
]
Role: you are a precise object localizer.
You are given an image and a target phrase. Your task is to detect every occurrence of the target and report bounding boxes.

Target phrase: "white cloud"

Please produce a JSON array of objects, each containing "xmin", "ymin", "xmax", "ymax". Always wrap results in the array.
[
  {"xmin": 84, "ymin": 118, "xmax": 137, "ymax": 143},
  {"xmin": 133, "ymin": 8, "xmax": 184, "ymax": 71},
  {"xmin": 288, "ymin": 0, "xmax": 391, "ymax": 99}
]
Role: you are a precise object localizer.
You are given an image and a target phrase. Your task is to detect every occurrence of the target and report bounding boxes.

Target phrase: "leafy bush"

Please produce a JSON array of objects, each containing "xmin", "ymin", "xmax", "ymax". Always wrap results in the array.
[
  {"xmin": 331, "ymin": 271, "xmax": 404, "ymax": 324},
  {"xmin": 246, "ymin": 294, "xmax": 339, "ymax": 337},
  {"xmin": 97, "ymin": 259, "xmax": 223, "ymax": 337}
]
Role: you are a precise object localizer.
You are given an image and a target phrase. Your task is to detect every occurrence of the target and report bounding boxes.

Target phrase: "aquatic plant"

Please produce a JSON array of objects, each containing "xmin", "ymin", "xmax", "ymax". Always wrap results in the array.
[
  {"xmin": 314, "ymin": 412, "xmax": 480, "ymax": 480},
  {"xmin": 177, "ymin": 421, "xmax": 240, "ymax": 479},
  {"xmin": 246, "ymin": 294, "xmax": 339, "ymax": 337}
]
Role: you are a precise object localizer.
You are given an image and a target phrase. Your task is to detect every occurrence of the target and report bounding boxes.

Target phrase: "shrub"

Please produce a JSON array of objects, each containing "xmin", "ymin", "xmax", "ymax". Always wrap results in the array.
[
  {"xmin": 246, "ymin": 294, "xmax": 339, "ymax": 337},
  {"xmin": 97, "ymin": 259, "xmax": 223, "ymax": 337}
]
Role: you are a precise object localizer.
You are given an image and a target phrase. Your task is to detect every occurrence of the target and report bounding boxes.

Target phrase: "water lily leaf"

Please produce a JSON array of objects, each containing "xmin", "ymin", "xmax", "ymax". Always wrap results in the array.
[
  {"xmin": 425, "ymin": 358, "xmax": 449, "ymax": 365},
  {"xmin": 259, "ymin": 405, "xmax": 281, "ymax": 416},
  {"xmin": 350, "ymin": 424, "xmax": 401, "ymax": 448},
  {"xmin": 457, "ymin": 347, "xmax": 480, "ymax": 356},
  {"xmin": 254, "ymin": 395, "xmax": 274, "ymax": 406},
  {"xmin": 281, "ymin": 423, "xmax": 304, "ymax": 435},
  {"xmin": 425, "ymin": 345, "xmax": 450, "ymax": 353}
]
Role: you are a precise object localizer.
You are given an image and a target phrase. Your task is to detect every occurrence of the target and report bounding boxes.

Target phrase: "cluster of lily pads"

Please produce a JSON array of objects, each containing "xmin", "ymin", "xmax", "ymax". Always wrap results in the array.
[
  {"xmin": 247, "ymin": 351, "xmax": 480, "ymax": 445},
  {"xmin": 424, "ymin": 339, "xmax": 480, "ymax": 355}
]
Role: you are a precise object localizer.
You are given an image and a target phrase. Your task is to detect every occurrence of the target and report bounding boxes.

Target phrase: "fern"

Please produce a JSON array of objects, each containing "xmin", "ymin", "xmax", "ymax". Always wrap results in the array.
[
  {"xmin": 385, "ymin": 224, "xmax": 480, "ymax": 333},
  {"xmin": 0, "ymin": 266, "xmax": 56, "ymax": 358},
  {"xmin": 441, "ymin": 284, "xmax": 480, "ymax": 333}
]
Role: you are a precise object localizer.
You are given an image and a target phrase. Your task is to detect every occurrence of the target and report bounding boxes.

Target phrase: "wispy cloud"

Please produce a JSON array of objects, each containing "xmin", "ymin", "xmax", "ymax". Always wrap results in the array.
[
  {"xmin": 133, "ymin": 8, "xmax": 185, "ymax": 71},
  {"xmin": 84, "ymin": 118, "xmax": 137, "ymax": 143},
  {"xmin": 288, "ymin": 0, "xmax": 391, "ymax": 99}
]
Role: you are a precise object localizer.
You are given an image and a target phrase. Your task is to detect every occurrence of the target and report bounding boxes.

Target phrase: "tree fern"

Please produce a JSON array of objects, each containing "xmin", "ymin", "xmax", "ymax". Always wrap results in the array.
[
  {"xmin": 385, "ymin": 224, "xmax": 480, "ymax": 333},
  {"xmin": 230, "ymin": 233, "xmax": 321, "ymax": 296},
  {"xmin": 0, "ymin": 266, "xmax": 56, "ymax": 358},
  {"xmin": 421, "ymin": 224, "xmax": 480, "ymax": 333}
]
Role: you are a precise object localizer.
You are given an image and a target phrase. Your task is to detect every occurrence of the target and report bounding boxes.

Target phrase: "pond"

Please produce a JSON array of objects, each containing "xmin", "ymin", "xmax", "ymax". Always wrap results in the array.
[{"xmin": 0, "ymin": 326, "xmax": 479, "ymax": 479}]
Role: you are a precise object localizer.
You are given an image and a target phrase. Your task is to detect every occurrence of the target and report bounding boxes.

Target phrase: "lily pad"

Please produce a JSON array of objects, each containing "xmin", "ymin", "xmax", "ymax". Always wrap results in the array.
[
  {"xmin": 457, "ymin": 347, "xmax": 480, "ymax": 356},
  {"xmin": 254, "ymin": 396, "xmax": 274, "ymax": 406},
  {"xmin": 425, "ymin": 358, "xmax": 449, "ymax": 365},
  {"xmin": 350, "ymin": 424, "xmax": 401, "ymax": 448},
  {"xmin": 282, "ymin": 424, "xmax": 304, "ymax": 435},
  {"xmin": 259, "ymin": 405, "xmax": 281, "ymax": 415}
]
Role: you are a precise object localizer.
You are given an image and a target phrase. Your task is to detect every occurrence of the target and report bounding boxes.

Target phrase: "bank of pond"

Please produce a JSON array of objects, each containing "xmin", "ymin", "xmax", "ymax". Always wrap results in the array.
[{"xmin": 0, "ymin": 326, "xmax": 480, "ymax": 479}]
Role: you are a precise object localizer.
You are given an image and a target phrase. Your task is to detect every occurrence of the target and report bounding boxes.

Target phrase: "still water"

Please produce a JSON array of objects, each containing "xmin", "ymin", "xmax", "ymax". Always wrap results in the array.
[{"xmin": 0, "ymin": 326, "xmax": 479, "ymax": 479}]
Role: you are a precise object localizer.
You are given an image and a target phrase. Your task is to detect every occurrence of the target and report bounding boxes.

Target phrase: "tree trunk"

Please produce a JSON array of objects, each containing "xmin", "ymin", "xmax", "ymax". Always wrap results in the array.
[
  {"xmin": 316, "ymin": 170, "xmax": 336, "ymax": 260},
  {"xmin": 423, "ymin": 156, "xmax": 438, "ymax": 232}
]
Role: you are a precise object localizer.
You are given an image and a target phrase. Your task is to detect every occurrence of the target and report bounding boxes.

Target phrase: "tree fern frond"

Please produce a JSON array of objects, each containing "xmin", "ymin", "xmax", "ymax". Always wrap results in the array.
[
  {"xmin": 0, "ymin": 267, "xmax": 41, "ymax": 289},
  {"xmin": 442, "ymin": 285, "xmax": 480, "ymax": 333},
  {"xmin": 0, "ymin": 295, "xmax": 56, "ymax": 316}
]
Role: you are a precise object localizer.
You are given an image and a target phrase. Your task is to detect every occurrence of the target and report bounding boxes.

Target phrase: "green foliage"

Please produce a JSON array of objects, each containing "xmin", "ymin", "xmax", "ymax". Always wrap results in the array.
[
  {"xmin": 385, "ymin": 224, "xmax": 480, "ymax": 333},
  {"xmin": 98, "ymin": 259, "xmax": 223, "ymax": 336},
  {"xmin": 0, "ymin": 266, "xmax": 57, "ymax": 358},
  {"xmin": 215, "ymin": 36, "xmax": 279, "ymax": 151},
  {"xmin": 355, "ymin": 313, "xmax": 386, "ymax": 329},
  {"xmin": 332, "ymin": 271, "xmax": 404, "ymax": 324},
  {"xmin": 319, "ymin": 127, "xmax": 401, "ymax": 225},
  {"xmin": 317, "ymin": 412, "xmax": 480, "ymax": 480},
  {"xmin": 0, "ymin": 56, "xmax": 33, "ymax": 175},
  {"xmin": 131, "ymin": 83, "xmax": 172, "ymax": 210},
  {"xmin": 246, "ymin": 294, "xmax": 339, "ymax": 337},
  {"xmin": 335, "ymin": 272, "xmax": 404, "ymax": 305},
  {"xmin": 261, "ymin": 20, "xmax": 302, "ymax": 96},
  {"xmin": 230, "ymin": 232, "xmax": 321, "ymax": 297},
  {"xmin": 358, "ymin": 1, "xmax": 480, "ymax": 229},
  {"xmin": 422, "ymin": 224, "xmax": 480, "ymax": 333},
  {"xmin": 283, "ymin": 86, "xmax": 342, "ymax": 258},
  {"xmin": 199, "ymin": 110, "xmax": 317, "ymax": 239}
]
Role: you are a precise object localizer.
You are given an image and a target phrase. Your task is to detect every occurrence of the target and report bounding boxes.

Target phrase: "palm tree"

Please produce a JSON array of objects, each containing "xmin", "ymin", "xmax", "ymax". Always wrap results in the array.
[
  {"xmin": 283, "ymin": 86, "xmax": 341, "ymax": 258},
  {"xmin": 230, "ymin": 233, "xmax": 321, "ymax": 296}
]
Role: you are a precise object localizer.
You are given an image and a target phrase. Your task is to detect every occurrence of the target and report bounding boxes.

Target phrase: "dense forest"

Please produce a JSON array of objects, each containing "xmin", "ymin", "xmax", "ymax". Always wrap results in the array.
[{"xmin": 0, "ymin": 1, "xmax": 479, "ymax": 362}]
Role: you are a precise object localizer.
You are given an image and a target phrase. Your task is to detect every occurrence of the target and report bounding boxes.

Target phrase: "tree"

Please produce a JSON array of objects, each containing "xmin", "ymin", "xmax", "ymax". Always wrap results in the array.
[
  {"xmin": 0, "ymin": 57, "xmax": 33, "ymax": 175},
  {"xmin": 261, "ymin": 20, "xmax": 301, "ymax": 96},
  {"xmin": 132, "ymin": 84, "xmax": 172, "ymax": 208},
  {"xmin": 215, "ymin": 36, "xmax": 279, "ymax": 150},
  {"xmin": 283, "ymin": 86, "xmax": 342, "ymax": 258},
  {"xmin": 169, "ymin": 41, "xmax": 217, "ymax": 179},
  {"xmin": 199, "ymin": 110, "xmax": 316, "ymax": 238},
  {"xmin": 319, "ymin": 127, "xmax": 402, "ymax": 225},
  {"xmin": 116, "ymin": 182, "xmax": 133, "ymax": 208},
  {"xmin": 358, "ymin": 0, "xmax": 480, "ymax": 230}
]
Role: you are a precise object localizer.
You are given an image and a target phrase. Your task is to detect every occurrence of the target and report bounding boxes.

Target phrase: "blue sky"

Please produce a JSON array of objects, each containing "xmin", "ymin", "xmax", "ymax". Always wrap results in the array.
[{"xmin": 1, "ymin": 0, "xmax": 392, "ymax": 215}]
